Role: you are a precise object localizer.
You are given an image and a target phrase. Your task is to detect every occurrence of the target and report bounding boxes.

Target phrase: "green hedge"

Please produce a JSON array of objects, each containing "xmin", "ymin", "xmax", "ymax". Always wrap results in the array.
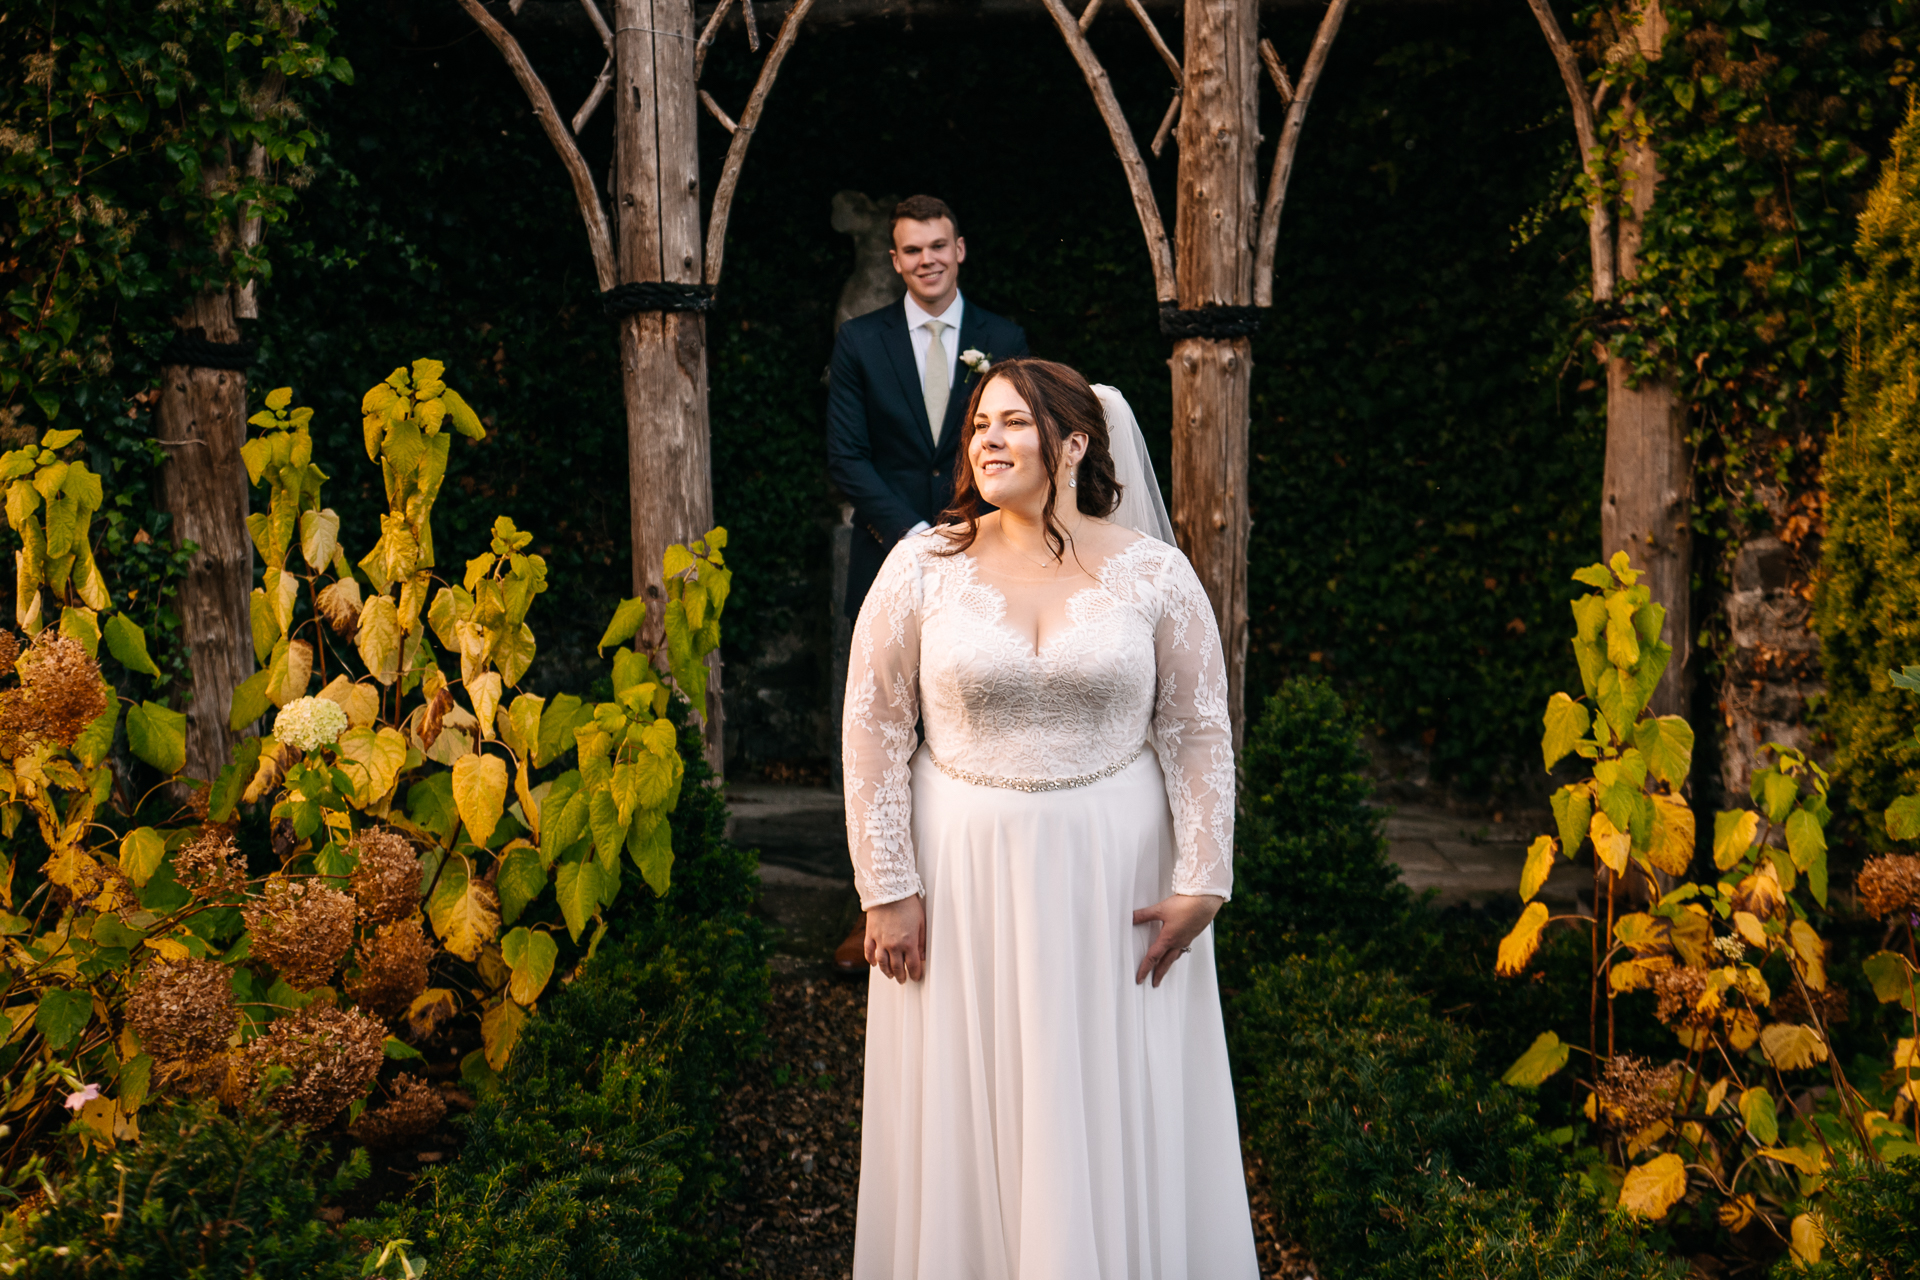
[
  {"xmin": 1786, "ymin": 1154, "xmax": 1920, "ymax": 1279},
  {"xmin": 1231, "ymin": 952, "xmax": 1682, "ymax": 1280}
]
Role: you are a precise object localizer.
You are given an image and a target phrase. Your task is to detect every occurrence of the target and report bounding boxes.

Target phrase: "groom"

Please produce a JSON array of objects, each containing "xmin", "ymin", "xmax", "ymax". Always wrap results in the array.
[{"xmin": 827, "ymin": 195, "xmax": 1029, "ymax": 621}]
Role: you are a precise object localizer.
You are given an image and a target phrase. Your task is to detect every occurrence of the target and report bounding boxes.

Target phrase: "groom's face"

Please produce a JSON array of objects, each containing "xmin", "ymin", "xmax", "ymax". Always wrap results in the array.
[{"xmin": 890, "ymin": 217, "xmax": 966, "ymax": 312}]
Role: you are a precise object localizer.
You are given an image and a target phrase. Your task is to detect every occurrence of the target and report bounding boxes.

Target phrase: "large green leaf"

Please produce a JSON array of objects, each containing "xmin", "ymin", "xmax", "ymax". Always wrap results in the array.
[
  {"xmin": 1864, "ymin": 951, "xmax": 1918, "ymax": 1010},
  {"xmin": 554, "ymin": 856, "xmax": 602, "ymax": 943},
  {"xmin": 1784, "ymin": 808, "xmax": 1826, "ymax": 872},
  {"xmin": 118, "ymin": 827, "xmax": 165, "ymax": 888},
  {"xmin": 35, "ymin": 987, "xmax": 91, "ymax": 1051},
  {"xmin": 407, "ymin": 771, "xmax": 459, "ymax": 842},
  {"xmin": 596, "ymin": 597, "xmax": 647, "ymax": 655},
  {"xmin": 496, "ymin": 842, "xmax": 547, "ymax": 925},
  {"xmin": 1886, "ymin": 794, "xmax": 1920, "ymax": 840},
  {"xmin": 229, "ymin": 669, "xmax": 272, "ymax": 732},
  {"xmin": 1634, "ymin": 715, "xmax": 1694, "ymax": 787},
  {"xmin": 101, "ymin": 612, "xmax": 160, "ymax": 677},
  {"xmin": 1549, "ymin": 785, "xmax": 1591, "ymax": 861},
  {"xmin": 1739, "ymin": 1088, "xmax": 1779, "ymax": 1146},
  {"xmin": 501, "ymin": 926, "xmax": 558, "ymax": 1005},
  {"xmin": 126, "ymin": 701, "xmax": 186, "ymax": 775},
  {"xmin": 626, "ymin": 812, "xmax": 673, "ymax": 897}
]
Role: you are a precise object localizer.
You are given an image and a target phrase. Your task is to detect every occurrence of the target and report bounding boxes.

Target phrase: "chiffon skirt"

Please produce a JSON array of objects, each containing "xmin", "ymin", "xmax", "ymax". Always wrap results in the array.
[{"xmin": 853, "ymin": 746, "xmax": 1258, "ymax": 1280}]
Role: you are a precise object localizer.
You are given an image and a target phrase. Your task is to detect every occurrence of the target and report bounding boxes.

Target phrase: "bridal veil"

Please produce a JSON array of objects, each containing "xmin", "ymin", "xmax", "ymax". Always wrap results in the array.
[{"xmin": 1091, "ymin": 384, "xmax": 1175, "ymax": 545}]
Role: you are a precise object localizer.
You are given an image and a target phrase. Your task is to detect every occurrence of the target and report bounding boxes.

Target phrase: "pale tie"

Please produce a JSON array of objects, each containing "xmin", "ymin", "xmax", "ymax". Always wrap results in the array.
[{"xmin": 922, "ymin": 319, "xmax": 950, "ymax": 445}]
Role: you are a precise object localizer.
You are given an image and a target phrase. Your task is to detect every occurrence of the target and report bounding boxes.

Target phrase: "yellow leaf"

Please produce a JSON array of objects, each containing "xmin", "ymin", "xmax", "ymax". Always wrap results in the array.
[
  {"xmin": 1496, "ymin": 901, "xmax": 1550, "ymax": 976},
  {"xmin": 1713, "ymin": 809, "xmax": 1760, "ymax": 870},
  {"xmin": 300, "ymin": 507, "xmax": 341, "ymax": 571},
  {"xmin": 142, "ymin": 937, "xmax": 189, "ymax": 962},
  {"xmin": 357, "ymin": 595, "xmax": 401, "ymax": 686},
  {"xmin": 1703, "ymin": 1078, "xmax": 1729, "ymax": 1116},
  {"xmin": 515, "ymin": 757, "xmax": 539, "ymax": 844},
  {"xmin": 317, "ymin": 577, "xmax": 363, "ymax": 637},
  {"xmin": 1717, "ymin": 1195, "xmax": 1756, "ymax": 1232},
  {"xmin": 117, "ymin": 827, "xmax": 164, "ymax": 888},
  {"xmin": 1541, "ymin": 692, "xmax": 1590, "ymax": 772},
  {"xmin": 469, "ymin": 672, "xmax": 503, "ymax": 741},
  {"xmin": 1626, "ymin": 1119, "xmax": 1670, "ymax": 1159},
  {"xmin": 1589, "ymin": 809, "xmax": 1630, "ymax": 874},
  {"xmin": 1727, "ymin": 1007, "xmax": 1760, "ymax": 1051},
  {"xmin": 1646, "ymin": 793, "xmax": 1695, "ymax": 876},
  {"xmin": 451, "ymin": 753, "xmax": 509, "ymax": 847},
  {"xmin": 266, "ymin": 638, "xmax": 312, "ymax": 708},
  {"xmin": 501, "ymin": 692, "xmax": 544, "ymax": 760},
  {"xmin": 1759, "ymin": 1023, "xmax": 1829, "ymax": 1072},
  {"xmin": 337, "ymin": 726, "xmax": 408, "ymax": 808},
  {"xmin": 1894, "ymin": 1037, "xmax": 1919, "ymax": 1070},
  {"xmin": 1618, "ymin": 1152, "xmax": 1688, "ymax": 1219},
  {"xmin": 1758, "ymin": 1145, "xmax": 1828, "ymax": 1176},
  {"xmin": 317, "ymin": 676, "xmax": 381, "ymax": 729},
  {"xmin": 1733, "ymin": 910, "xmax": 1768, "ymax": 950},
  {"xmin": 481, "ymin": 998, "xmax": 526, "ymax": 1072},
  {"xmin": 1501, "ymin": 1031, "xmax": 1570, "ymax": 1087},
  {"xmin": 1789, "ymin": 1213, "xmax": 1824, "ymax": 1265},
  {"xmin": 1613, "ymin": 912, "xmax": 1666, "ymax": 955},
  {"xmin": 1610, "ymin": 956, "xmax": 1672, "ymax": 992},
  {"xmin": 427, "ymin": 853, "xmax": 500, "ymax": 963},
  {"xmin": 1789, "ymin": 920, "xmax": 1826, "ymax": 992},
  {"xmin": 1519, "ymin": 835, "xmax": 1557, "ymax": 902},
  {"xmin": 407, "ymin": 988, "xmax": 458, "ymax": 1041}
]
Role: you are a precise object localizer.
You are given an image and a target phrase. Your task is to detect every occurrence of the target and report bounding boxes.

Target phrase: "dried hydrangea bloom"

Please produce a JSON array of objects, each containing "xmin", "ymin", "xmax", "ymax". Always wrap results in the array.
[
  {"xmin": 0, "ymin": 630, "xmax": 20, "ymax": 674},
  {"xmin": 0, "ymin": 631, "xmax": 106, "ymax": 755},
  {"xmin": 243, "ymin": 877, "xmax": 356, "ymax": 989},
  {"xmin": 349, "ymin": 1074, "xmax": 447, "ymax": 1147},
  {"xmin": 174, "ymin": 826, "xmax": 248, "ymax": 899},
  {"xmin": 126, "ymin": 958, "xmax": 237, "ymax": 1063},
  {"xmin": 349, "ymin": 827, "xmax": 421, "ymax": 925},
  {"xmin": 244, "ymin": 1003, "xmax": 387, "ymax": 1127},
  {"xmin": 1593, "ymin": 1055, "xmax": 1681, "ymax": 1133},
  {"xmin": 273, "ymin": 695, "xmax": 349, "ymax": 753},
  {"xmin": 346, "ymin": 918, "xmax": 433, "ymax": 1019},
  {"xmin": 1856, "ymin": 854, "xmax": 1920, "ymax": 921},
  {"xmin": 1651, "ymin": 966, "xmax": 1711, "ymax": 1029},
  {"xmin": 1772, "ymin": 980, "xmax": 1849, "ymax": 1028}
]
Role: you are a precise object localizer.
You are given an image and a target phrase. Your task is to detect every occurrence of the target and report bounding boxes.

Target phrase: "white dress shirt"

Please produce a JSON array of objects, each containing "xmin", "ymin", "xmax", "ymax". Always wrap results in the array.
[
  {"xmin": 903, "ymin": 293, "xmax": 964, "ymax": 537},
  {"xmin": 904, "ymin": 292, "xmax": 965, "ymax": 390}
]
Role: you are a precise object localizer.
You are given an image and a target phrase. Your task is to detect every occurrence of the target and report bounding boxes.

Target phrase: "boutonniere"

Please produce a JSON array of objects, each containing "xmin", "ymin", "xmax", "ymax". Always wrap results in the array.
[{"xmin": 959, "ymin": 349, "xmax": 992, "ymax": 378}]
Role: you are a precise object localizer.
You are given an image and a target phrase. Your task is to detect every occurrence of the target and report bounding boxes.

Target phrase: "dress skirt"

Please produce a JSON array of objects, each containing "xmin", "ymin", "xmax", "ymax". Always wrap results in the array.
[{"xmin": 853, "ymin": 746, "xmax": 1259, "ymax": 1280}]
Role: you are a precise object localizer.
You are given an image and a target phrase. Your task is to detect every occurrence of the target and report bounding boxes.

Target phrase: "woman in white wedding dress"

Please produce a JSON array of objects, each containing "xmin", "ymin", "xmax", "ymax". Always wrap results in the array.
[{"xmin": 843, "ymin": 357, "xmax": 1258, "ymax": 1279}]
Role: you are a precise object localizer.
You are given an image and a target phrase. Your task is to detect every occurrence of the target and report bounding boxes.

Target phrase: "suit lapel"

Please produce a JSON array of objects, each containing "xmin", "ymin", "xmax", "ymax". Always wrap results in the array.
[
  {"xmin": 880, "ymin": 300, "xmax": 934, "ymax": 452},
  {"xmin": 936, "ymin": 304, "xmax": 991, "ymax": 464}
]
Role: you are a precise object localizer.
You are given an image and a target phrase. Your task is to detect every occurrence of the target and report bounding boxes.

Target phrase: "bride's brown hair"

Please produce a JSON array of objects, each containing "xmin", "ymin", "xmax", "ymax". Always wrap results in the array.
[{"xmin": 935, "ymin": 357, "xmax": 1123, "ymax": 559}]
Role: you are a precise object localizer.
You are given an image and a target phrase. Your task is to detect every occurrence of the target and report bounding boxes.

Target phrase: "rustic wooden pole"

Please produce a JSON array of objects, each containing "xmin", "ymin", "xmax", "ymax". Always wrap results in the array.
[
  {"xmin": 614, "ymin": 0, "xmax": 722, "ymax": 759},
  {"xmin": 155, "ymin": 288, "xmax": 254, "ymax": 783},
  {"xmin": 1170, "ymin": 0, "xmax": 1258, "ymax": 741},
  {"xmin": 1527, "ymin": 0, "xmax": 1688, "ymax": 716}
]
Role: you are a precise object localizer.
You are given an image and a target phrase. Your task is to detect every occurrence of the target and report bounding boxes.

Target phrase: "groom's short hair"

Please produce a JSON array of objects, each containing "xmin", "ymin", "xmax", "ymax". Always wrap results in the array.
[{"xmin": 891, "ymin": 195, "xmax": 958, "ymax": 239}]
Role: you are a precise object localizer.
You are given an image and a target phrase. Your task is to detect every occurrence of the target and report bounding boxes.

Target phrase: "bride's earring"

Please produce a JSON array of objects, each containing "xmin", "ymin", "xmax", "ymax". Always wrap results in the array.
[{"xmin": 1068, "ymin": 471, "xmax": 1078, "ymax": 489}]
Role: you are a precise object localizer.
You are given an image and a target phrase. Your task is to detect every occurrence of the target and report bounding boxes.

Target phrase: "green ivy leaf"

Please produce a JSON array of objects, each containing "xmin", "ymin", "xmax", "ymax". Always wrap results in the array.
[{"xmin": 35, "ymin": 987, "xmax": 92, "ymax": 1052}]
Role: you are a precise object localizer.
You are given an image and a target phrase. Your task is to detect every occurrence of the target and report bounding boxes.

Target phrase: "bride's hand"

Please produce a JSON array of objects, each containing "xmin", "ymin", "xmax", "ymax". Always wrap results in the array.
[
  {"xmin": 866, "ymin": 895, "xmax": 927, "ymax": 983},
  {"xmin": 1132, "ymin": 894, "xmax": 1224, "ymax": 987}
]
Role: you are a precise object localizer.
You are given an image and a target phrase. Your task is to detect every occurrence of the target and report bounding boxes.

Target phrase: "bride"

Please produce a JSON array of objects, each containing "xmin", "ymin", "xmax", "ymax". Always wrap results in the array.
[{"xmin": 842, "ymin": 357, "xmax": 1258, "ymax": 1278}]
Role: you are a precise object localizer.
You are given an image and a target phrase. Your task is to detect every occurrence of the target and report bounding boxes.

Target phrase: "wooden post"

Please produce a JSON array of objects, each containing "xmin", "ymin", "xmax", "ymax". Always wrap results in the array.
[
  {"xmin": 614, "ymin": 0, "xmax": 722, "ymax": 763},
  {"xmin": 1527, "ymin": 0, "xmax": 1689, "ymax": 717},
  {"xmin": 1170, "ymin": 0, "xmax": 1259, "ymax": 741},
  {"xmin": 155, "ymin": 289, "xmax": 255, "ymax": 783}
]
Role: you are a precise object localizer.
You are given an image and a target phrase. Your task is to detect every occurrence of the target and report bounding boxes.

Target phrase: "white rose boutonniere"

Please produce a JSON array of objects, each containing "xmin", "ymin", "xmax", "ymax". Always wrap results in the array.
[{"xmin": 959, "ymin": 348, "xmax": 992, "ymax": 377}]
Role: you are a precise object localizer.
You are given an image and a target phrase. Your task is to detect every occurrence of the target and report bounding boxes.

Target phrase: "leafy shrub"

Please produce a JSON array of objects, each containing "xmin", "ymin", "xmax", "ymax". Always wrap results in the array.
[
  {"xmin": 1232, "ymin": 952, "xmax": 1680, "ymax": 1280},
  {"xmin": 368, "ymin": 735, "xmax": 768, "ymax": 1279},
  {"xmin": 1219, "ymin": 677, "xmax": 1410, "ymax": 983},
  {"xmin": 0, "ymin": 1098, "xmax": 369, "ymax": 1277},
  {"xmin": 1789, "ymin": 1154, "xmax": 1920, "ymax": 1280}
]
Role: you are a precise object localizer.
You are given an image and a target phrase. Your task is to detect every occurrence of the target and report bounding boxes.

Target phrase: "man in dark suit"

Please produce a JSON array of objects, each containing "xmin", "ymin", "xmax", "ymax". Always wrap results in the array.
[{"xmin": 827, "ymin": 195, "xmax": 1029, "ymax": 620}]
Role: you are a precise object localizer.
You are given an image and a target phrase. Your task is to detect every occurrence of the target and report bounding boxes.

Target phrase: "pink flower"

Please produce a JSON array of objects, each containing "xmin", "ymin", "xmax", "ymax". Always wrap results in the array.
[{"xmin": 63, "ymin": 1084, "xmax": 100, "ymax": 1112}]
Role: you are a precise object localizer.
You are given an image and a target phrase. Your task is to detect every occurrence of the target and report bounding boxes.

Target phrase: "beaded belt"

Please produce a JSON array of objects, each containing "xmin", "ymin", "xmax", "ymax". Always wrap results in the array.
[{"xmin": 926, "ymin": 743, "xmax": 1146, "ymax": 793}]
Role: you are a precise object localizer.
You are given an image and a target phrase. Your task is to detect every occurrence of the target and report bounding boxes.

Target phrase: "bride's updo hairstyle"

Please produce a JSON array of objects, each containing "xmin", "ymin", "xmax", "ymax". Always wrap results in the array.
[{"xmin": 936, "ymin": 357, "xmax": 1123, "ymax": 560}]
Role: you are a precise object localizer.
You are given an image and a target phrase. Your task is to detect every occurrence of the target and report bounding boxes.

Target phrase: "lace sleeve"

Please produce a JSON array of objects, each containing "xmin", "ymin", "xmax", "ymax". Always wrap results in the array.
[
  {"xmin": 1149, "ymin": 547, "xmax": 1235, "ymax": 899},
  {"xmin": 843, "ymin": 538, "xmax": 925, "ymax": 909}
]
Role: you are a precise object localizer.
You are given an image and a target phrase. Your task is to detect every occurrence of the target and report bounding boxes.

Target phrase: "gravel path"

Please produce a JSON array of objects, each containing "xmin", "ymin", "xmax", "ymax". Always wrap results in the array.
[{"xmin": 712, "ymin": 970, "xmax": 1315, "ymax": 1279}]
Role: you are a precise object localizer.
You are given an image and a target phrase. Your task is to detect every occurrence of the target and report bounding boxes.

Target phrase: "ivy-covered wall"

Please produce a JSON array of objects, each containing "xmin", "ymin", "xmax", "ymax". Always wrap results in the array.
[{"xmin": 253, "ymin": 0, "xmax": 1607, "ymax": 788}]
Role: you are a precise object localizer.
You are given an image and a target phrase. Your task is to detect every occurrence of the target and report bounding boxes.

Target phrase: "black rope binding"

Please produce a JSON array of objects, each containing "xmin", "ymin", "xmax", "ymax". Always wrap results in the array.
[
  {"xmin": 156, "ymin": 327, "xmax": 255, "ymax": 371},
  {"xmin": 1158, "ymin": 303, "xmax": 1263, "ymax": 341},
  {"xmin": 600, "ymin": 281, "xmax": 717, "ymax": 318}
]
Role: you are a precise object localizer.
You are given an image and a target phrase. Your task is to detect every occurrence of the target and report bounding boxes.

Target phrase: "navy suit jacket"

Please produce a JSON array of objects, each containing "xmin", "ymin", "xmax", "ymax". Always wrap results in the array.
[{"xmin": 827, "ymin": 296, "xmax": 1029, "ymax": 618}]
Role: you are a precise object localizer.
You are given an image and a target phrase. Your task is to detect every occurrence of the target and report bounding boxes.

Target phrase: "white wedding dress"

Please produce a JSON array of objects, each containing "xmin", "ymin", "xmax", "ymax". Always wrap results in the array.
[{"xmin": 843, "ymin": 518, "xmax": 1258, "ymax": 1279}]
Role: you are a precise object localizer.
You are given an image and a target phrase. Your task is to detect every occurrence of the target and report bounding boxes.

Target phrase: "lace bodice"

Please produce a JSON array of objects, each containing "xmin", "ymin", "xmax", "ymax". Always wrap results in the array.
[{"xmin": 843, "ymin": 531, "xmax": 1235, "ymax": 909}]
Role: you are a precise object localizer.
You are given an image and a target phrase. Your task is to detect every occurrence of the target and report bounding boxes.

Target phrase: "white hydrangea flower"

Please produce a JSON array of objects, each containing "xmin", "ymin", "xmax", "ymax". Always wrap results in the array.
[
  {"xmin": 1711, "ymin": 934, "xmax": 1745, "ymax": 963},
  {"xmin": 274, "ymin": 695, "xmax": 349, "ymax": 753}
]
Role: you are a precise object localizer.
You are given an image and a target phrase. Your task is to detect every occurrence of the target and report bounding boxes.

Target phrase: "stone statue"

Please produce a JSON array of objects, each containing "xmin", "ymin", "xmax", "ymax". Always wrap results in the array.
[{"xmin": 831, "ymin": 190, "xmax": 904, "ymax": 330}]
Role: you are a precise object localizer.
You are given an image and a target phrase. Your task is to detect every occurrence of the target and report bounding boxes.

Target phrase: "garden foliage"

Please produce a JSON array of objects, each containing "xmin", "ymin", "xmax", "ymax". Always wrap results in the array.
[
  {"xmin": 1233, "ymin": 952, "xmax": 1681, "ymax": 1280},
  {"xmin": 0, "ymin": 1097, "xmax": 370, "ymax": 1277},
  {"xmin": 1819, "ymin": 87, "xmax": 1920, "ymax": 832},
  {"xmin": 0, "ymin": 360, "xmax": 734, "ymax": 1204},
  {"xmin": 1220, "ymin": 676, "xmax": 1409, "ymax": 982},
  {"xmin": 1497, "ymin": 554, "xmax": 1920, "ymax": 1267}
]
